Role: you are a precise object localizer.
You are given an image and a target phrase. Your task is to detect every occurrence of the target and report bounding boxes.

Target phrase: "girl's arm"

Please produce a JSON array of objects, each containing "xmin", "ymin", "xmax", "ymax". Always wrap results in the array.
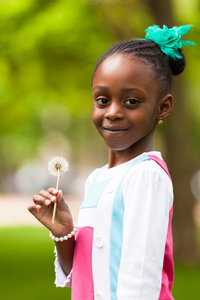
[
  {"xmin": 54, "ymin": 233, "xmax": 75, "ymax": 276},
  {"xmin": 117, "ymin": 162, "xmax": 173, "ymax": 299},
  {"xmin": 28, "ymin": 188, "xmax": 75, "ymax": 276}
]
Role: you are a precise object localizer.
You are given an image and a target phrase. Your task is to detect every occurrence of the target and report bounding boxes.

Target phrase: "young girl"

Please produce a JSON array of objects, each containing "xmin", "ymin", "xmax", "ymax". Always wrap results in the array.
[{"xmin": 29, "ymin": 25, "xmax": 195, "ymax": 300}]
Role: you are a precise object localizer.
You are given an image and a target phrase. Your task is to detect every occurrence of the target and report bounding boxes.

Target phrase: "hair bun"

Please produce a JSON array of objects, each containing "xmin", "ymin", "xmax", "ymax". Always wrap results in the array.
[{"xmin": 168, "ymin": 48, "xmax": 186, "ymax": 76}]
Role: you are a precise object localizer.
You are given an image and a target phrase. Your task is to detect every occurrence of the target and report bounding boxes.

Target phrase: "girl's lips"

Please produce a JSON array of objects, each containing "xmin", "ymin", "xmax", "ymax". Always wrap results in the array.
[{"xmin": 103, "ymin": 126, "xmax": 129, "ymax": 132}]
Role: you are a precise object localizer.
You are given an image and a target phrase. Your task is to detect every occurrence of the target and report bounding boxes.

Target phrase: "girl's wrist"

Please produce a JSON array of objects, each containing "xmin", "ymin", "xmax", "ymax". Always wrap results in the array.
[
  {"xmin": 49, "ymin": 221, "xmax": 77, "ymax": 242},
  {"xmin": 50, "ymin": 216, "xmax": 74, "ymax": 236}
]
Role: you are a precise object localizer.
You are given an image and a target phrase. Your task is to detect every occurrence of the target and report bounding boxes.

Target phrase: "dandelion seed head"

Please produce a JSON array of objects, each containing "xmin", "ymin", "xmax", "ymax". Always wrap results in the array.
[{"xmin": 48, "ymin": 156, "xmax": 69, "ymax": 177}]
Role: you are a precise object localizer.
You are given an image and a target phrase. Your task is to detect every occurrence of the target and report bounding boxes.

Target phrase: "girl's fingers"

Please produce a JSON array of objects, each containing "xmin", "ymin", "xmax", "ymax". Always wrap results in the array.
[
  {"xmin": 39, "ymin": 189, "xmax": 57, "ymax": 201},
  {"xmin": 47, "ymin": 188, "xmax": 64, "ymax": 203},
  {"xmin": 33, "ymin": 194, "xmax": 55, "ymax": 206},
  {"xmin": 47, "ymin": 187, "xmax": 60, "ymax": 197},
  {"xmin": 28, "ymin": 204, "xmax": 41, "ymax": 215},
  {"xmin": 29, "ymin": 188, "xmax": 72, "ymax": 232},
  {"xmin": 57, "ymin": 190, "xmax": 63, "ymax": 201},
  {"xmin": 32, "ymin": 188, "xmax": 62, "ymax": 208}
]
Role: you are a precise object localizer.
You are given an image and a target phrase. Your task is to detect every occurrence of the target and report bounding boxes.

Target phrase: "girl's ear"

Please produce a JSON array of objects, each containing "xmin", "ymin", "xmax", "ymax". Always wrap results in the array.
[{"xmin": 157, "ymin": 94, "xmax": 174, "ymax": 120}]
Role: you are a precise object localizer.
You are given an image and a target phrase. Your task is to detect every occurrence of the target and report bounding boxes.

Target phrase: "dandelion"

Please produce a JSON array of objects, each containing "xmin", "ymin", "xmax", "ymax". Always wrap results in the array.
[{"xmin": 48, "ymin": 156, "xmax": 69, "ymax": 224}]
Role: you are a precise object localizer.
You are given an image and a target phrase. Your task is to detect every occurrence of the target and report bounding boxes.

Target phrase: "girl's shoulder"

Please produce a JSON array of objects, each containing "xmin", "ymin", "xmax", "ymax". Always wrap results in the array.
[
  {"xmin": 85, "ymin": 152, "xmax": 172, "ymax": 191},
  {"xmin": 122, "ymin": 152, "xmax": 173, "ymax": 208},
  {"xmin": 124, "ymin": 151, "xmax": 172, "ymax": 185}
]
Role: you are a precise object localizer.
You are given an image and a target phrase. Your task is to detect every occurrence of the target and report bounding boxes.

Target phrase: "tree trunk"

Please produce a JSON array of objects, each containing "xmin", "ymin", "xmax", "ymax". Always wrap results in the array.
[
  {"xmin": 147, "ymin": 0, "xmax": 199, "ymax": 263},
  {"xmin": 146, "ymin": 0, "xmax": 174, "ymax": 27}
]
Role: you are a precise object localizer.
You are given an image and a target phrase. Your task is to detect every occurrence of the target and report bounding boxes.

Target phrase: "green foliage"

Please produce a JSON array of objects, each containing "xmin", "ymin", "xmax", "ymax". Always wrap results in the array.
[
  {"xmin": 0, "ymin": 0, "xmax": 200, "ymax": 183},
  {"xmin": 173, "ymin": 0, "xmax": 200, "ymax": 159},
  {"xmin": 0, "ymin": 0, "xmax": 114, "ymax": 173},
  {"xmin": 0, "ymin": 0, "xmax": 157, "ymax": 175}
]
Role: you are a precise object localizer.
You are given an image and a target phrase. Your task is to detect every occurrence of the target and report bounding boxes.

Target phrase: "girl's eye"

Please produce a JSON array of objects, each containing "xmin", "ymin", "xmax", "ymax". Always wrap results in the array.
[
  {"xmin": 96, "ymin": 98, "xmax": 109, "ymax": 105},
  {"xmin": 125, "ymin": 99, "xmax": 140, "ymax": 106}
]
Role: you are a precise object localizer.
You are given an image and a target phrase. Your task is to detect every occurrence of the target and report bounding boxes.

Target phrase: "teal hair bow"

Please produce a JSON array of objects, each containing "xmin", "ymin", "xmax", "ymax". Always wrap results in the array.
[{"xmin": 145, "ymin": 25, "xmax": 196, "ymax": 60}]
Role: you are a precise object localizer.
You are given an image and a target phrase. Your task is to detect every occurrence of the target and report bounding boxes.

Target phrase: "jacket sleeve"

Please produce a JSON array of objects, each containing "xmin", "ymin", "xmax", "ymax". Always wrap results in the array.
[
  {"xmin": 117, "ymin": 161, "xmax": 173, "ymax": 300},
  {"xmin": 54, "ymin": 247, "xmax": 72, "ymax": 287}
]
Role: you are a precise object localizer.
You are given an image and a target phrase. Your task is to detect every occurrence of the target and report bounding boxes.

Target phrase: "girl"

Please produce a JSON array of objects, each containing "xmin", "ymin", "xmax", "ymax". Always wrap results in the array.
[{"xmin": 29, "ymin": 25, "xmax": 195, "ymax": 300}]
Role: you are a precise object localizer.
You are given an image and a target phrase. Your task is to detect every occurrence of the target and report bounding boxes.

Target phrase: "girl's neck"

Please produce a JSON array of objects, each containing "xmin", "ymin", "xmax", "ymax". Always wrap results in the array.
[{"xmin": 107, "ymin": 140, "xmax": 154, "ymax": 168}]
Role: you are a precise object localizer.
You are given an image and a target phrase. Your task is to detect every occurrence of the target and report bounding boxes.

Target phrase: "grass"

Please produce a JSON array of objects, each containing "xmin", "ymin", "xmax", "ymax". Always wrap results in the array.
[
  {"xmin": 173, "ymin": 263, "xmax": 200, "ymax": 299},
  {"xmin": 0, "ymin": 226, "xmax": 71, "ymax": 300},
  {"xmin": 0, "ymin": 226, "xmax": 200, "ymax": 300}
]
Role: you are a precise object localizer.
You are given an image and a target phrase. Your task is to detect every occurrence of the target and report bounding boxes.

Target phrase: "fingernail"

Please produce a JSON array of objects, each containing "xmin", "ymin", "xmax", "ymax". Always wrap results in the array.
[
  {"xmin": 45, "ymin": 200, "xmax": 51, "ymax": 205},
  {"xmin": 36, "ymin": 205, "xmax": 41, "ymax": 211}
]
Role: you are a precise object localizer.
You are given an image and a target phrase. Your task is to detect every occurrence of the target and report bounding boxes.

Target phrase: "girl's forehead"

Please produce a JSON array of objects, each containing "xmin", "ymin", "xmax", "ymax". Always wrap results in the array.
[
  {"xmin": 93, "ymin": 53, "xmax": 157, "ymax": 90},
  {"xmin": 99, "ymin": 54, "xmax": 126, "ymax": 73}
]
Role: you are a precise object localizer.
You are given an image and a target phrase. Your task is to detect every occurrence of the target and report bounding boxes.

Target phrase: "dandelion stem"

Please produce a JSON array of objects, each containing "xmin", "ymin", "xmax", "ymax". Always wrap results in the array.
[
  {"xmin": 56, "ymin": 170, "xmax": 60, "ymax": 190},
  {"xmin": 52, "ymin": 202, "xmax": 57, "ymax": 224},
  {"xmin": 52, "ymin": 169, "xmax": 60, "ymax": 224}
]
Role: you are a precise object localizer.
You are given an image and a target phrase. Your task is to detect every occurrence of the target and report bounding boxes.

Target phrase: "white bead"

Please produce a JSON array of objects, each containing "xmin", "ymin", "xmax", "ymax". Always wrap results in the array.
[{"xmin": 49, "ymin": 222, "xmax": 77, "ymax": 242}]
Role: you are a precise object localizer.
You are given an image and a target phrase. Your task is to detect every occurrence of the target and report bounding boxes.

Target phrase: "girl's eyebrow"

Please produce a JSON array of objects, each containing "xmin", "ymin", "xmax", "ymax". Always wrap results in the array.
[
  {"xmin": 93, "ymin": 85, "xmax": 109, "ymax": 91},
  {"xmin": 121, "ymin": 87, "xmax": 144, "ymax": 93},
  {"xmin": 93, "ymin": 85, "xmax": 143, "ymax": 93}
]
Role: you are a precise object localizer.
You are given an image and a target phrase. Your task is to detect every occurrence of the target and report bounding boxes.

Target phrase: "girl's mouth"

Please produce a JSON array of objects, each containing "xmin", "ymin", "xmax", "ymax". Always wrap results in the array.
[{"xmin": 103, "ymin": 126, "xmax": 129, "ymax": 132}]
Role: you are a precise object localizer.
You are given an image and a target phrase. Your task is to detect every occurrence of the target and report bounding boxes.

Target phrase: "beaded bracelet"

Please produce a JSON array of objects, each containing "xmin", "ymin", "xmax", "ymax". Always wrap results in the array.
[{"xmin": 49, "ymin": 221, "xmax": 77, "ymax": 242}]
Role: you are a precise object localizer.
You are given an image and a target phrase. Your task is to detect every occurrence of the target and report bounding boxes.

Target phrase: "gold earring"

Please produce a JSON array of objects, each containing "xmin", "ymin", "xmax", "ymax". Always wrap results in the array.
[{"xmin": 158, "ymin": 120, "xmax": 163, "ymax": 125}]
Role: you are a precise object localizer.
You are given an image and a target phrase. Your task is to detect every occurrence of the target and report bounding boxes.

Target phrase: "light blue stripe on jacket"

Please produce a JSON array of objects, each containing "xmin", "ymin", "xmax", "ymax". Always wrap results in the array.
[{"xmin": 109, "ymin": 154, "xmax": 150, "ymax": 299}]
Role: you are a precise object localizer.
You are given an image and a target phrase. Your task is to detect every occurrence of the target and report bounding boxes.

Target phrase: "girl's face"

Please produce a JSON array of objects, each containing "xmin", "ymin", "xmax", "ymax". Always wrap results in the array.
[{"xmin": 92, "ymin": 54, "xmax": 168, "ymax": 159}]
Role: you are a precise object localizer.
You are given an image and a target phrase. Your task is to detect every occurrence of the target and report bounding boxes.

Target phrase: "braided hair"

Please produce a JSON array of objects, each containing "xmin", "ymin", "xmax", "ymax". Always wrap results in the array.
[{"xmin": 92, "ymin": 39, "xmax": 186, "ymax": 95}]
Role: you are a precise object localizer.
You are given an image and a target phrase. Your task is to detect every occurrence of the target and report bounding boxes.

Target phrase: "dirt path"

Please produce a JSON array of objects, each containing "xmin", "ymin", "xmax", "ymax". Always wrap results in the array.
[
  {"xmin": 0, "ymin": 194, "xmax": 82, "ymax": 226},
  {"xmin": 1, "ymin": 194, "xmax": 200, "ymax": 228}
]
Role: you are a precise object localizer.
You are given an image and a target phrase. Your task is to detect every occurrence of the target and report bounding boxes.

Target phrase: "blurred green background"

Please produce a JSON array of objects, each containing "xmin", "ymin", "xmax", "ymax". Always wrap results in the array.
[{"xmin": 0, "ymin": 0, "xmax": 200, "ymax": 299}]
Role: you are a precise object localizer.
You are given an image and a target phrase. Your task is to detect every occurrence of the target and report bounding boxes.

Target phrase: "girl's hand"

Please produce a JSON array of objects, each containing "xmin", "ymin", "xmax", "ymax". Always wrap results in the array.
[{"xmin": 28, "ymin": 188, "xmax": 74, "ymax": 237}]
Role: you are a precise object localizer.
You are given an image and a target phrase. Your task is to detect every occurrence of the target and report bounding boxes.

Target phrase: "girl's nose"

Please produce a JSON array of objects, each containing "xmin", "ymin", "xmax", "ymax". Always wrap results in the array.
[{"xmin": 105, "ymin": 102, "xmax": 124, "ymax": 120}]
